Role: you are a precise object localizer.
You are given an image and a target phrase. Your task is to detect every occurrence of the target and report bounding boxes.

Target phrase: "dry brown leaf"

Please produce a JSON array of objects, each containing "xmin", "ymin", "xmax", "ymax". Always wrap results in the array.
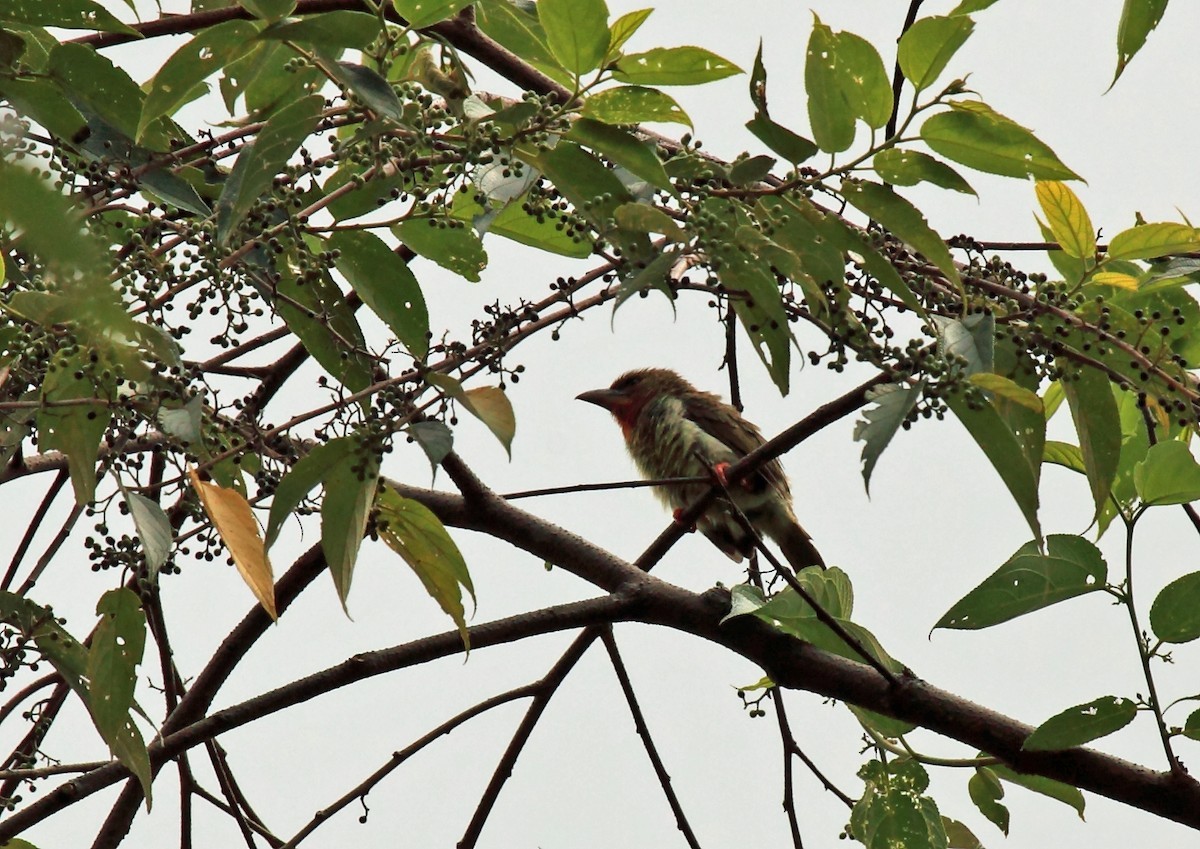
[{"xmin": 188, "ymin": 468, "xmax": 277, "ymax": 620}]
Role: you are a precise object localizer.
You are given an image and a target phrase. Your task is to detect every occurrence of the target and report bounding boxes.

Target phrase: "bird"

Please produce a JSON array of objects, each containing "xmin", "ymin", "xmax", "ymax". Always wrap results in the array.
[{"xmin": 577, "ymin": 368, "xmax": 825, "ymax": 570}]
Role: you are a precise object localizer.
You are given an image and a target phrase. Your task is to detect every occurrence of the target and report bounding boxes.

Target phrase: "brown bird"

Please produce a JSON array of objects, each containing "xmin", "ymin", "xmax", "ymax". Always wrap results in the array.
[{"xmin": 577, "ymin": 368, "xmax": 824, "ymax": 570}]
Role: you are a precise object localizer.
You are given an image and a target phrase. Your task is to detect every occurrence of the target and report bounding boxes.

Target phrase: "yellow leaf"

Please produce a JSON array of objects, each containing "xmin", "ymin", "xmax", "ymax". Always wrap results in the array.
[
  {"xmin": 1107, "ymin": 222, "xmax": 1200, "ymax": 261},
  {"xmin": 188, "ymin": 468, "xmax": 277, "ymax": 620},
  {"xmin": 1035, "ymin": 181, "xmax": 1095, "ymax": 259},
  {"xmin": 1091, "ymin": 271, "xmax": 1139, "ymax": 290},
  {"xmin": 462, "ymin": 386, "xmax": 516, "ymax": 457},
  {"xmin": 969, "ymin": 373, "xmax": 1044, "ymax": 413}
]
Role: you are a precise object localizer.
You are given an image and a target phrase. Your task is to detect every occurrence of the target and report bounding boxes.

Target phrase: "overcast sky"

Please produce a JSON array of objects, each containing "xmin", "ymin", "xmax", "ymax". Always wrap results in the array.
[{"xmin": 13, "ymin": 1, "xmax": 1200, "ymax": 847}]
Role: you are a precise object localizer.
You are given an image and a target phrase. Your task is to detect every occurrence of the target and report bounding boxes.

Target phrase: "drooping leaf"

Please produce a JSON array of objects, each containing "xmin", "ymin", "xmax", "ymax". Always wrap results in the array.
[
  {"xmin": 933, "ymin": 313, "xmax": 994, "ymax": 377},
  {"xmin": 461, "ymin": 386, "xmax": 516, "ymax": 457},
  {"xmin": 613, "ymin": 46, "xmax": 741, "ymax": 85},
  {"xmin": 376, "ymin": 485, "xmax": 474, "ymax": 648},
  {"xmin": 1134, "ymin": 440, "xmax": 1200, "ymax": 505},
  {"xmin": 942, "ymin": 817, "xmax": 985, "ymax": 849},
  {"xmin": 1035, "ymin": 181, "xmax": 1096, "ymax": 260},
  {"xmin": 968, "ymin": 768, "xmax": 1009, "ymax": 835},
  {"xmin": 537, "ymin": 0, "xmax": 609, "ymax": 75},
  {"xmin": 265, "ymin": 436, "xmax": 359, "ymax": 549},
  {"xmin": 408, "ymin": 420, "xmax": 454, "ymax": 474},
  {"xmin": 853, "ymin": 381, "xmax": 924, "ymax": 494},
  {"xmin": 897, "ymin": 15, "xmax": 974, "ymax": 92},
  {"xmin": 850, "ymin": 760, "xmax": 948, "ymax": 849},
  {"xmin": 39, "ymin": 353, "xmax": 112, "ymax": 505},
  {"xmin": 565, "ymin": 117, "xmax": 672, "ymax": 191},
  {"xmin": 611, "ymin": 250, "xmax": 678, "ymax": 320},
  {"xmin": 139, "ymin": 20, "xmax": 260, "ymax": 138},
  {"xmin": 842, "ymin": 180, "xmax": 960, "ymax": 286},
  {"xmin": 87, "ymin": 589, "xmax": 145, "ymax": 743},
  {"xmin": 188, "ymin": 468, "xmax": 277, "ymax": 620},
  {"xmin": 745, "ymin": 113, "xmax": 818, "ymax": 165},
  {"xmin": 1022, "ymin": 696, "xmax": 1137, "ymax": 751},
  {"xmin": 449, "ymin": 188, "xmax": 592, "ymax": 258},
  {"xmin": 475, "ymin": 0, "xmax": 568, "ymax": 82},
  {"xmin": 122, "ymin": 487, "xmax": 173, "ymax": 580},
  {"xmin": 216, "ymin": 94, "xmax": 324, "ymax": 244},
  {"xmin": 1113, "ymin": 0, "xmax": 1170, "ymax": 85},
  {"xmin": 873, "ymin": 148, "xmax": 975, "ymax": 195},
  {"xmin": 391, "ymin": 0, "xmax": 473, "ymax": 28},
  {"xmin": 393, "ymin": 218, "xmax": 488, "ymax": 283},
  {"xmin": 935, "ymin": 534, "xmax": 1107, "ymax": 630},
  {"xmin": 320, "ymin": 448, "xmax": 378, "ymax": 610},
  {"xmin": 805, "ymin": 15, "xmax": 892, "ymax": 152},
  {"xmin": 1149, "ymin": 571, "xmax": 1200, "ymax": 643},
  {"xmin": 1060, "ymin": 365, "xmax": 1121, "ymax": 520},
  {"xmin": 921, "ymin": 101, "xmax": 1080, "ymax": 181},
  {"xmin": 324, "ymin": 59, "xmax": 406, "ymax": 123},
  {"xmin": 987, "ymin": 764, "xmax": 1086, "ymax": 819}
]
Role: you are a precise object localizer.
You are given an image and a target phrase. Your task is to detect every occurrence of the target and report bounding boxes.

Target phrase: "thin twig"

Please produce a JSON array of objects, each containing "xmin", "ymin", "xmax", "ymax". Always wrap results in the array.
[
  {"xmin": 501, "ymin": 476, "xmax": 707, "ymax": 501},
  {"xmin": 885, "ymin": 0, "xmax": 925, "ymax": 140},
  {"xmin": 771, "ymin": 688, "xmax": 805, "ymax": 849},
  {"xmin": 1, "ymin": 468, "xmax": 68, "ymax": 591}
]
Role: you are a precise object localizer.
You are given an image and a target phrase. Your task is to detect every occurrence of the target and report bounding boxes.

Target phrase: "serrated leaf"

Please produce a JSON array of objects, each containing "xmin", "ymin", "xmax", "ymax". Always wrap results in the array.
[
  {"xmin": 1036, "ymin": 181, "xmax": 1095, "ymax": 259},
  {"xmin": 1023, "ymin": 696, "xmax": 1137, "ymax": 751},
  {"xmin": 391, "ymin": 0, "xmax": 473, "ymax": 28},
  {"xmin": 1113, "ymin": 0, "xmax": 1169, "ymax": 85},
  {"xmin": 376, "ymin": 486, "xmax": 474, "ymax": 648},
  {"xmin": 873, "ymin": 148, "xmax": 975, "ymax": 195},
  {"xmin": 922, "ymin": 101, "xmax": 1080, "ymax": 181},
  {"xmin": 122, "ymin": 488, "xmax": 173, "ymax": 579},
  {"xmin": 538, "ymin": 0, "xmax": 609, "ymax": 74},
  {"xmin": 320, "ymin": 449, "xmax": 378, "ymax": 610},
  {"xmin": 969, "ymin": 768, "xmax": 1009, "ymax": 835},
  {"xmin": 582, "ymin": 85, "xmax": 691, "ymax": 127},
  {"xmin": 843, "ymin": 180, "xmax": 959, "ymax": 286},
  {"xmin": 1149, "ymin": 571, "xmax": 1200, "ymax": 643},
  {"xmin": 265, "ymin": 436, "xmax": 358, "ymax": 549},
  {"xmin": 393, "ymin": 218, "xmax": 488, "ymax": 283},
  {"xmin": 853, "ymin": 381, "xmax": 923, "ymax": 494},
  {"xmin": 851, "ymin": 760, "xmax": 947, "ymax": 849},
  {"xmin": 1134, "ymin": 440, "xmax": 1200, "ymax": 505},
  {"xmin": 613, "ymin": 46, "xmax": 741, "ymax": 85},
  {"xmin": 139, "ymin": 20, "xmax": 259, "ymax": 138},
  {"xmin": 216, "ymin": 94, "xmax": 323, "ymax": 244},
  {"xmin": 1106, "ymin": 222, "xmax": 1200, "ymax": 261},
  {"xmin": 461, "ymin": 386, "xmax": 516, "ymax": 457},
  {"xmin": 897, "ymin": 15, "xmax": 974, "ymax": 92},
  {"xmin": 188, "ymin": 468, "xmax": 277, "ymax": 619},
  {"xmin": 1061, "ymin": 366, "xmax": 1121, "ymax": 520},
  {"xmin": 935, "ymin": 534, "xmax": 1106, "ymax": 630}
]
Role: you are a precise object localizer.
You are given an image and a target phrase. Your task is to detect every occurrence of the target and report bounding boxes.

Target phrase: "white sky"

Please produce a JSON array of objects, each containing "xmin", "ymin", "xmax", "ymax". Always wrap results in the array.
[{"xmin": 11, "ymin": 1, "xmax": 1200, "ymax": 847}]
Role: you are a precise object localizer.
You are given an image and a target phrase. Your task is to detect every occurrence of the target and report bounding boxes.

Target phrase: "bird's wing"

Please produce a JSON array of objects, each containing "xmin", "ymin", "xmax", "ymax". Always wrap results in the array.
[{"xmin": 682, "ymin": 391, "xmax": 790, "ymax": 496}]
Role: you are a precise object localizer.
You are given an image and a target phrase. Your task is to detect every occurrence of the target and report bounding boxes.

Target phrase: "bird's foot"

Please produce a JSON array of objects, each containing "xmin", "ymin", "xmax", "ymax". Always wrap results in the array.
[
  {"xmin": 712, "ymin": 462, "xmax": 732, "ymax": 488},
  {"xmin": 672, "ymin": 508, "xmax": 697, "ymax": 532}
]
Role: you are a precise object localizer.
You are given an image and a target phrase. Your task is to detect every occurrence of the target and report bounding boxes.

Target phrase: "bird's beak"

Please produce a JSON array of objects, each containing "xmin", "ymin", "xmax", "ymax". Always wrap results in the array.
[{"xmin": 576, "ymin": 388, "xmax": 624, "ymax": 412}]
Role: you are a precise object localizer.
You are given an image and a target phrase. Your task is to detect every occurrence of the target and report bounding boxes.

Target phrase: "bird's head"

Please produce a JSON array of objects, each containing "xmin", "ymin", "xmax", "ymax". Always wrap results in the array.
[{"xmin": 576, "ymin": 368, "xmax": 694, "ymax": 437}]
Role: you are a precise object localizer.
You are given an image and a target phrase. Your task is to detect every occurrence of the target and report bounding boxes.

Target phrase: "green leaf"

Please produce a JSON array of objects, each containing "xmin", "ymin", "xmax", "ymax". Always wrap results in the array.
[
  {"xmin": 321, "ymin": 448, "xmax": 378, "ymax": 610},
  {"xmin": 935, "ymin": 534, "xmax": 1107, "ymax": 630},
  {"xmin": 969, "ymin": 373, "xmax": 1043, "ymax": 413},
  {"xmin": 260, "ymin": 11, "xmax": 383, "ymax": 49},
  {"xmin": 1150, "ymin": 571, "xmax": 1200, "ymax": 643},
  {"xmin": 39, "ymin": 354, "xmax": 112, "ymax": 504},
  {"xmin": 1035, "ymin": 181, "xmax": 1096, "ymax": 259},
  {"xmin": 987, "ymin": 764, "xmax": 1086, "ymax": 819},
  {"xmin": 0, "ymin": 76, "xmax": 87, "ymax": 141},
  {"xmin": 717, "ymin": 248, "xmax": 791, "ymax": 395},
  {"xmin": 265, "ymin": 436, "xmax": 359, "ymax": 549},
  {"xmin": 1043, "ymin": 440, "xmax": 1086, "ymax": 473},
  {"xmin": 1113, "ymin": 0, "xmax": 1169, "ymax": 85},
  {"xmin": 611, "ymin": 250, "xmax": 678, "ymax": 320},
  {"xmin": 805, "ymin": 15, "xmax": 892, "ymax": 152},
  {"xmin": 1183, "ymin": 708, "xmax": 1200, "ymax": 740},
  {"xmin": 851, "ymin": 760, "xmax": 948, "ymax": 849},
  {"xmin": 139, "ymin": 20, "xmax": 260, "ymax": 138},
  {"xmin": 613, "ymin": 46, "xmax": 742, "ymax": 85},
  {"xmin": 122, "ymin": 488, "xmax": 173, "ymax": 580},
  {"xmin": 842, "ymin": 180, "xmax": 959, "ymax": 286},
  {"xmin": 0, "ymin": 162, "xmax": 103, "ymax": 273},
  {"xmin": 324, "ymin": 59, "xmax": 406, "ymax": 123},
  {"xmin": 582, "ymin": 85, "xmax": 691, "ymax": 127},
  {"xmin": 968, "ymin": 768, "xmax": 1009, "ymax": 835},
  {"xmin": 729, "ymin": 155, "xmax": 776, "ymax": 186},
  {"xmin": 613, "ymin": 203, "xmax": 682, "ymax": 238},
  {"xmin": 216, "ymin": 94, "xmax": 324, "ymax": 244},
  {"xmin": 853, "ymin": 381, "xmax": 924, "ymax": 494},
  {"xmin": 745, "ymin": 114, "xmax": 818, "ymax": 165},
  {"xmin": 873, "ymin": 148, "xmax": 975, "ymax": 195},
  {"xmin": 0, "ymin": 0, "xmax": 137, "ymax": 34},
  {"xmin": 1134, "ymin": 440, "xmax": 1200, "ymax": 505},
  {"xmin": 898, "ymin": 15, "xmax": 974, "ymax": 91},
  {"xmin": 241, "ymin": 0, "xmax": 295, "ymax": 21},
  {"xmin": 1061, "ymin": 366, "xmax": 1121, "ymax": 520},
  {"xmin": 391, "ymin": 0, "xmax": 473, "ymax": 28},
  {"xmin": 607, "ymin": 8, "xmax": 652, "ymax": 56},
  {"xmin": 1023, "ymin": 696, "xmax": 1137, "ymax": 751},
  {"xmin": 264, "ymin": 253, "xmax": 375, "ymax": 392},
  {"xmin": 449, "ymin": 188, "xmax": 591, "ymax": 258},
  {"xmin": 87, "ymin": 589, "xmax": 145, "ymax": 742},
  {"xmin": 526, "ymin": 140, "xmax": 631, "ymax": 226},
  {"xmin": 475, "ymin": 0, "xmax": 568, "ymax": 81},
  {"xmin": 376, "ymin": 486, "xmax": 474, "ymax": 648},
  {"xmin": 921, "ymin": 101, "xmax": 1081, "ymax": 181},
  {"xmin": 950, "ymin": 0, "xmax": 1000, "ymax": 12},
  {"xmin": 537, "ymin": 0, "xmax": 609, "ymax": 75},
  {"xmin": 942, "ymin": 817, "xmax": 984, "ymax": 849},
  {"xmin": 946, "ymin": 391, "xmax": 1042, "ymax": 539},
  {"xmin": 934, "ymin": 313, "xmax": 994, "ymax": 377},
  {"xmin": 48, "ymin": 43, "xmax": 144, "ymax": 140},
  {"xmin": 407, "ymin": 420, "xmax": 453, "ymax": 474},
  {"xmin": 1106, "ymin": 222, "xmax": 1200, "ymax": 261},
  {"xmin": 566, "ymin": 117, "xmax": 672, "ymax": 191},
  {"xmin": 393, "ymin": 218, "xmax": 488, "ymax": 282}
]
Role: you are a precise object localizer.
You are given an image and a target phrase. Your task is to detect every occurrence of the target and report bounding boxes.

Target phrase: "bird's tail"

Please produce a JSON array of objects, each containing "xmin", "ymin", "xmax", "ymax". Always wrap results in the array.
[{"xmin": 773, "ymin": 517, "xmax": 826, "ymax": 570}]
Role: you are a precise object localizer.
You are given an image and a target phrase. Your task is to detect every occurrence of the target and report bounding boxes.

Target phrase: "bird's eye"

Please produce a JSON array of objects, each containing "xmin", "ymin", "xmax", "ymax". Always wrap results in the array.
[{"xmin": 613, "ymin": 374, "xmax": 640, "ymax": 391}]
